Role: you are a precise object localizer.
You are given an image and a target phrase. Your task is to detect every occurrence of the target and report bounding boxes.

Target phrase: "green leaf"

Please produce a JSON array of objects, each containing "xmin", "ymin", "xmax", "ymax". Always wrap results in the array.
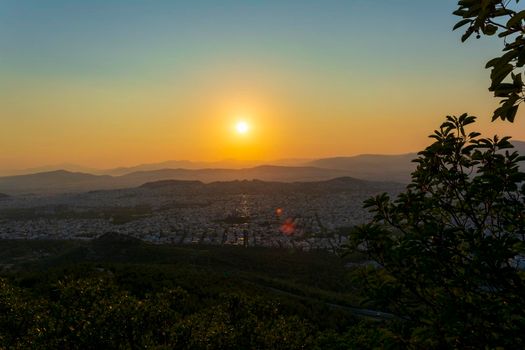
[
  {"xmin": 507, "ymin": 10, "xmax": 525, "ymax": 28},
  {"xmin": 461, "ymin": 27, "xmax": 475, "ymax": 42},
  {"xmin": 490, "ymin": 64, "xmax": 514, "ymax": 89},
  {"xmin": 453, "ymin": 19, "xmax": 472, "ymax": 30}
]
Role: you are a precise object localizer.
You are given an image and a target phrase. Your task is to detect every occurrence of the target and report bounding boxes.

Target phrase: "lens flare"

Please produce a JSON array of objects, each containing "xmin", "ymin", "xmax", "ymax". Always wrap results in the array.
[{"xmin": 280, "ymin": 218, "xmax": 296, "ymax": 236}]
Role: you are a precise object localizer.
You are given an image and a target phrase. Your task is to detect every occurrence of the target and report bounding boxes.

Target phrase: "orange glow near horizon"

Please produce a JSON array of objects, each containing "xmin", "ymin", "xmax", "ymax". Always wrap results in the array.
[
  {"xmin": 4, "ymin": 1, "xmax": 525, "ymax": 173},
  {"xmin": 2, "ymin": 75, "xmax": 525, "ymax": 172}
]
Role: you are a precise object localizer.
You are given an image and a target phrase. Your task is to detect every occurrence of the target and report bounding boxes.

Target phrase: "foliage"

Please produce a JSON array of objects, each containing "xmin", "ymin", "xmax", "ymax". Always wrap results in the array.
[
  {"xmin": 352, "ymin": 114, "xmax": 525, "ymax": 348},
  {"xmin": 0, "ymin": 278, "xmax": 44, "ymax": 347},
  {"xmin": 0, "ymin": 240, "xmax": 391, "ymax": 349},
  {"xmin": 453, "ymin": 0, "xmax": 525, "ymax": 122},
  {"xmin": 0, "ymin": 275, "xmax": 318, "ymax": 349}
]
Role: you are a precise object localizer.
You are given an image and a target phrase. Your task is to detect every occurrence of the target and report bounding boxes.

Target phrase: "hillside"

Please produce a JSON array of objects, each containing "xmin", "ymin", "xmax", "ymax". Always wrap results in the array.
[
  {"xmin": 139, "ymin": 176, "xmax": 401, "ymax": 195},
  {"xmin": 1, "ymin": 141, "xmax": 523, "ymax": 194},
  {"xmin": 106, "ymin": 159, "xmax": 264, "ymax": 176},
  {"xmin": 304, "ymin": 141, "xmax": 525, "ymax": 183},
  {"xmin": 0, "ymin": 170, "xmax": 117, "ymax": 194},
  {"xmin": 0, "ymin": 166, "xmax": 360, "ymax": 195},
  {"xmin": 306, "ymin": 153, "xmax": 417, "ymax": 183},
  {"xmin": 514, "ymin": 140, "xmax": 525, "ymax": 155}
]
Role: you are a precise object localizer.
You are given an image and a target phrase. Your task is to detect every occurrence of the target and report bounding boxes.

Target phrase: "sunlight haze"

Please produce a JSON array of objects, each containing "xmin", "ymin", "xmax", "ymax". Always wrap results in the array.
[{"xmin": 1, "ymin": 0, "xmax": 524, "ymax": 171}]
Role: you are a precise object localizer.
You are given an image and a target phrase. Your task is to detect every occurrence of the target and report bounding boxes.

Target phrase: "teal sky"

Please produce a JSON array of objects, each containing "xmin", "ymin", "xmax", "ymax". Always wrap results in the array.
[
  {"xmin": 0, "ymin": 1, "xmax": 486, "ymax": 80},
  {"xmin": 0, "ymin": 0, "xmax": 522, "ymax": 170}
]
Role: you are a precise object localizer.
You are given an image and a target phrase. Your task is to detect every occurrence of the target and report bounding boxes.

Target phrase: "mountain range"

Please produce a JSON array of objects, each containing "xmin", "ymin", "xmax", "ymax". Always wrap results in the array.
[
  {"xmin": 0, "ymin": 166, "xmax": 357, "ymax": 195},
  {"xmin": 139, "ymin": 176, "xmax": 402, "ymax": 195},
  {"xmin": 0, "ymin": 159, "xmax": 308, "ymax": 177},
  {"xmin": 1, "ymin": 141, "xmax": 523, "ymax": 195}
]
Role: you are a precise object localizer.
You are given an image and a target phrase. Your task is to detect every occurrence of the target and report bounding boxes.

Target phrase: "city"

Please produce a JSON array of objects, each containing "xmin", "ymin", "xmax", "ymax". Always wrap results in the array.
[{"xmin": 0, "ymin": 180, "xmax": 402, "ymax": 251}]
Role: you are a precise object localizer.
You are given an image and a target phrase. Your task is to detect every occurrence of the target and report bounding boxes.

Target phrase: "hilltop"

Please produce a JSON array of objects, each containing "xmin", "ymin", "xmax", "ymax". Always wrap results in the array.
[
  {"xmin": 305, "ymin": 153, "xmax": 417, "ymax": 183},
  {"xmin": 0, "ymin": 166, "xmax": 363, "ymax": 195},
  {"xmin": 139, "ymin": 176, "xmax": 400, "ymax": 195},
  {"xmin": 1, "ymin": 141, "xmax": 523, "ymax": 194}
]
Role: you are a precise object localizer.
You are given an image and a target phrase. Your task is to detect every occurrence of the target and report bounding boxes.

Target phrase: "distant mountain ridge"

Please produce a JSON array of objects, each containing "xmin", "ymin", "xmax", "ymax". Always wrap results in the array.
[
  {"xmin": 106, "ymin": 160, "xmax": 259, "ymax": 176},
  {"xmin": 105, "ymin": 159, "xmax": 315, "ymax": 176},
  {"xmin": 0, "ymin": 164, "xmax": 103, "ymax": 177},
  {"xmin": 305, "ymin": 153, "xmax": 418, "ymax": 183},
  {"xmin": 139, "ymin": 176, "xmax": 401, "ymax": 195},
  {"xmin": 1, "ymin": 141, "xmax": 523, "ymax": 194},
  {"xmin": 0, "ymin": 165, "xmax": 363, "ymax": 195},
  {"xmin": 512, "ymin": 140, "xmax": 525, "ymax": 159},
  {"xmin": 0, "ymin": 170, "xmax": 115, "ymax": 194},
  {"xmin": 304, "ymin": 141, "xmax": 525, "ymax": 183}
]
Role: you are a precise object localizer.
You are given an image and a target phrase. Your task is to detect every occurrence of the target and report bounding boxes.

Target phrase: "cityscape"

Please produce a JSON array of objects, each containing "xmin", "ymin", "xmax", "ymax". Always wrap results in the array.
[{"xmin": 0, "ymin": 179, "xmax": 402, "ymax": 251}]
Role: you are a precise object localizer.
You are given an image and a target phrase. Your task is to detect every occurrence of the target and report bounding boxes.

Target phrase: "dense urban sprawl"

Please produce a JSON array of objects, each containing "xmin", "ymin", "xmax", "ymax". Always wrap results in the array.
[{"xmin": 0, "ymin": 184, "xmax": 402, "ymax": 251}]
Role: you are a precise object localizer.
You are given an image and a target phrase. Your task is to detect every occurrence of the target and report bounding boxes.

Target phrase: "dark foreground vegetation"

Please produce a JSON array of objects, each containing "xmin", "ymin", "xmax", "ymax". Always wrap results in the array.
[
  {"xmin": 351, "ymin": 115, "xmax": 525, "ymax": 348},
  {"xmin": 0, "ymin": 235, "xmax": 396, "ymax": 349}
]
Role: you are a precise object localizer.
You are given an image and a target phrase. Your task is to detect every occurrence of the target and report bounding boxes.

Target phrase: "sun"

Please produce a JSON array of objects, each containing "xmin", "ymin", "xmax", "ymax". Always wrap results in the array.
[{"xmin": 235, "ymin": 121, "xmax": 250, "ymax": 134}]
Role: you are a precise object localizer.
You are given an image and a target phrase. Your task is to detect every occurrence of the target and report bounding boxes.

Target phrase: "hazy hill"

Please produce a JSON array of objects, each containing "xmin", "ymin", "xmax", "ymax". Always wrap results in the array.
[
  {"xmin": 0, "ymin": 163, "xmax": 102, "ymax": 177},
  {"xmin": 304, "ymin": 141, "xmax": 525, "ymax": 183},
  {"xmin": 0, "ymin": 166, "xmax": 360, "ymax": 195},
  {"xmin": 104, "ymin": 159, "xmax": 313, "ymax": 176},
  {"xmin": 107, "ymin": 160, "xmax": 213, "ymax": 176},
  {"xmin": 1, "ymin": 142, "xmax": 522, "ymax": 194},
  {"xmin": 120, "ymin": 165, "xmax": 352, "ymax": 185},
  {"xmin": 0, "ymin": 170, "xmax": 117, "ymax": 194},
  {"xmin": 0, "ymin": 193, "xmax": 10, "ymax": 199},
  {"xmin": 105, "ymin": 159, "xmax": 274, "ymax": 176},
  {"xmin": 139, "ymin": 176, "xmax": 402, "ymax": 196},
  {"xmin": 514, "ymin": 140, "xmax": 525, "ymax": 155},
  {"xmin": 305, "ymin": 153, "xmax": 417, "ymax": 183},
  {"xmin": 139, "ymin": 179, "xmax": 203, "ymax": 189}
]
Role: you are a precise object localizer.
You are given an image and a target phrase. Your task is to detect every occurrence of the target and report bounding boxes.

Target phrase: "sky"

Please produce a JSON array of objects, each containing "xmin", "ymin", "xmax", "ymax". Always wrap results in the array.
[{"xmin": 1, "ymin": 0, "xmax": 524, "ymax": 171}]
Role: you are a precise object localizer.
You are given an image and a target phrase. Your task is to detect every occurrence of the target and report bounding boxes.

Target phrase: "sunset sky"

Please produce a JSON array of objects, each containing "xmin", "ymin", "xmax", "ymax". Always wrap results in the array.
[{"xmin": 1, "ymin": 0, "xmax": 524, "ymax": 171}]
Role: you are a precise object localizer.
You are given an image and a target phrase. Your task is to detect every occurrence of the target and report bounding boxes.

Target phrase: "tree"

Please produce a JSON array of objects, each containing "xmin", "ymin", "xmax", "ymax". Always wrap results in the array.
[
  {"xmin": 351, "ymin": 114, "xmax": 525, "ymax": 348},
  {"xmin": 348, "ymin": 2, "xmax": 525, "ymax": 346},
  {"xmin": 453, "ymin": 0, "xmax": 525, "ymax": 122}
]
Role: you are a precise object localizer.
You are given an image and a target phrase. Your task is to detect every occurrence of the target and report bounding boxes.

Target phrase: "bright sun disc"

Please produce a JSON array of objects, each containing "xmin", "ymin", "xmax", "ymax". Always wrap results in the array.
[{"xmin": 236, "ymin": 121, "xmax": 250, "ymax": 134}]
